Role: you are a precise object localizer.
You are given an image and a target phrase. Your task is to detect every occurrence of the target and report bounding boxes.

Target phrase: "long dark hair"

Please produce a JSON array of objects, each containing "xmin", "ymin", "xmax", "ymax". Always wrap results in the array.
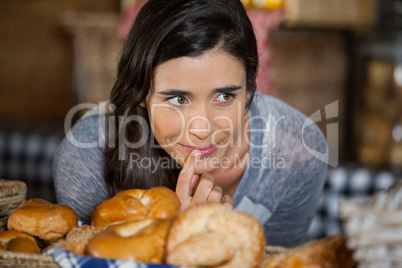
[{"xmin": 105, "ymin": 0, "xmax": 259, "ymax": 196}]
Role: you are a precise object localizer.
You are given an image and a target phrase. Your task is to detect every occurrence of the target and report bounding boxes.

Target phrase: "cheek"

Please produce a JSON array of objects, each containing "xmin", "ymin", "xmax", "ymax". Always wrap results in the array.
[
  {"xmin": 212, "ymin": 108, "xmax": 242, "ymax": 139},
  {"xmin": 150, "ymin": 108, "xmax": 183, "ymax": 144}
]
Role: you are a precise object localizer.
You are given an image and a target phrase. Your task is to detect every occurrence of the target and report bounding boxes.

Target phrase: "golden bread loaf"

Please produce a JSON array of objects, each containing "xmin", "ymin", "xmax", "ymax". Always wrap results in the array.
[
  {"xmin": 0, "ymin": 229, "xmax": 36, "ymax": 245},
  {"xmin": 91, "ymin": 186, "xmax": 180, "ymax": 229},
  {"xmin": 86, "ymin": 218, "xmax": 173, "ymax": 263},
  {"xmin": 7, "ymin": 198, "xmax": 77, "ymax": 241},
  {"xmin": 6, "ymin": 237, "xmax": 41, "ymax": 254}
]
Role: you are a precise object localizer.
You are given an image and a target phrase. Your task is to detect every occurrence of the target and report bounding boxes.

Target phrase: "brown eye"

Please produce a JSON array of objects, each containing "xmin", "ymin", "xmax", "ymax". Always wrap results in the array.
[
  {"xmin": 223, "ymin": 94, "xmax": 231, "ymax": 101},
  {"xmin": 167, "ymin": 96, "xmax": 187, "ymax": 106},
  {"xmin": 177, "ymin": 96, "xmax": 186, "ymax": 104},
  {"xmin": 215, "ymin": 93, "xmax": 236, "ymax": 104}
]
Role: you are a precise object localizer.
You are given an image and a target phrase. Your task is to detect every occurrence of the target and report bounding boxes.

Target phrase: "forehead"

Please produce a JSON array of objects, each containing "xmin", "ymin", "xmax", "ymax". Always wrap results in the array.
[{"xmin": 152, "ymin": 49, "xmax": 246, "ymax": 92}]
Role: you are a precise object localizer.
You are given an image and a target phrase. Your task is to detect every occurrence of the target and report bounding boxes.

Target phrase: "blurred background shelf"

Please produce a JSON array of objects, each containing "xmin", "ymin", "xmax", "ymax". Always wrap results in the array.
[{"xmin": 283, "ymin": 0, "xmax": 378, "ymax": 29}]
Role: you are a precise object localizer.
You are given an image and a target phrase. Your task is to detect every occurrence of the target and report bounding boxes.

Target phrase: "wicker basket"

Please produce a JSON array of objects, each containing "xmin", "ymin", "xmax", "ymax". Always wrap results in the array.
[
  {"xmin": 0, "ymin": 180, "xmax": 27, "ymax": 230},
  {"xmin": 0, "ymin": 251, "xmax": 59, "ymax": 268}
]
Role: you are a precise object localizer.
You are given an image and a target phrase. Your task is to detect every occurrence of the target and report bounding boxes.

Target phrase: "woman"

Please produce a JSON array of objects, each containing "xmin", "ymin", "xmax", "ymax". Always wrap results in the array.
[{"xmin": 53, "ymin": 0, "xmax": 327, "ymax": 247}]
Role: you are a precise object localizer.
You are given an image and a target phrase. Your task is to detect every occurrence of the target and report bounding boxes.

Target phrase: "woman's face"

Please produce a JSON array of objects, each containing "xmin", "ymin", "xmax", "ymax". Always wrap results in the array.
[{"xmin": 144, "ymin": 48, "xmax": 249, "ymax": 174}]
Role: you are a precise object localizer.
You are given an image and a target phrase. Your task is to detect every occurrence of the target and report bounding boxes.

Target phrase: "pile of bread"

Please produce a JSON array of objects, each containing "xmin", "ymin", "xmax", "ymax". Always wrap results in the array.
[{"xmin": 0, "ymin": 186, "xmax": 356, "ymax": 267}]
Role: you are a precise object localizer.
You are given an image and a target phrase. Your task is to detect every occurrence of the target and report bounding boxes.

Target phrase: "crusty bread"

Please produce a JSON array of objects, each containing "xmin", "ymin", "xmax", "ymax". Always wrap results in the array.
[
  {"xmin": 259, "ymin": 235, "xmax": 356, "ymax": 268},
  {"xmin": 44, "ymin": 225, "xmax": 102, "ymax": 255},
  {"xmin": 166, "ymin": 203, "xmax": 266, "ymax": 268}
]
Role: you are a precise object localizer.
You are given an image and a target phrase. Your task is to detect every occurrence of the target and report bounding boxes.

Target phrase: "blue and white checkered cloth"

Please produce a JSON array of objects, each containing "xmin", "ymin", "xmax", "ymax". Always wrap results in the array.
[{"xmin": 51, "ymin": 247, "xmax": 184, "ymax": 268}]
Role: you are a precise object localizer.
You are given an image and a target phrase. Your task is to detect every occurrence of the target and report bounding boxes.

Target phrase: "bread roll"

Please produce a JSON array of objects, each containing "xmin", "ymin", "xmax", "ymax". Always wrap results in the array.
[
  {"xmin": 86, "ymin": 218, "xmax": 173, "ymax": 263},
  {"xmin": 166, "ymin": 203, "xmax": 265, "ymax": 268},
  {"xmin": 44, "ymin": 225, "xmax": 102, "ymax": 255},
  {"xmin": 91, "ymin": 186, "xmax": 180, "ymax": 229},
  {"xmin": 259, "ymin": 235, "xmax": 356, "ymax": 268},
  {"xmin": 7, "ymin": 198, "xmax": 77, "ymax": 241},
  {"xmin": 6, "ymin": 237, "xmax": 40, "ymax": 254},
  {"xmin": 0, "ymin": 229, "xmax": 36, "ymax": 245}
]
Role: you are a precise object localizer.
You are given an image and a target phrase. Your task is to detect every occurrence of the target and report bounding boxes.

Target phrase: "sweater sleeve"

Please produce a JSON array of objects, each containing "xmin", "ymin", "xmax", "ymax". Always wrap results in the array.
[{"xmin": 52, "ymin": 114, "xmax": 109, "ymax": 222}]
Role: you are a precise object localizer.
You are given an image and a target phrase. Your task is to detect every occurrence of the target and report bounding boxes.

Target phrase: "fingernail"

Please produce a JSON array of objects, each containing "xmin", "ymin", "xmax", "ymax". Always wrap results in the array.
[{"xmin": 191, "ymin": 150, "xmax": 201, "ymax": 158}]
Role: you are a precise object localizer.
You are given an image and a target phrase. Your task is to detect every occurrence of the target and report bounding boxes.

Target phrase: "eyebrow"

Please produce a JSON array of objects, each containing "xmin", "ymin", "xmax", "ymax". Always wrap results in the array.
[{"xmin": 157, "ymin": 85, "xmax": 242, "ymax": 97}]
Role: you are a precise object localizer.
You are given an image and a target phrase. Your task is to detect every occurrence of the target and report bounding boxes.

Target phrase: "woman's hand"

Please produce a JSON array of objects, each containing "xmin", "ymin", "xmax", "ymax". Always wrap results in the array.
[{"xmin": 175, "ymin": 150, "xmax": 233, "ymax": 211}]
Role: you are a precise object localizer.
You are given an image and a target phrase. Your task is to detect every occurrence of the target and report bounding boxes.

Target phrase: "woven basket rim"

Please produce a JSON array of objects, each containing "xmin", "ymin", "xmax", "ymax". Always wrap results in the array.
[
  {"xmin": 0, "ymin": 250, "xmax": 54, "ymax": 260},
  {"xmin": 0, "ymin": 194, "xmax": 26, "ymax": 205},
  {"xmin": 0, "ymin": 180, "xmax": 27, "ymax": 198}
]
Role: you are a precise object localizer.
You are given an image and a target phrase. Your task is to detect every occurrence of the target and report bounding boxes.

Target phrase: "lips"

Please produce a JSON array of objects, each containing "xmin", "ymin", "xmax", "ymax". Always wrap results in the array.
[{"xmin": 180, "ymin": 144, "xmax": 217, "ymax": 157}]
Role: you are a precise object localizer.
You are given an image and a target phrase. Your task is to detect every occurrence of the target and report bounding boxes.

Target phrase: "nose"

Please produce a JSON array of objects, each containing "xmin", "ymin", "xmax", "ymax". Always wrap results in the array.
[{"xmin": 187, "ymin": 106, "xmax": 212, "ymax": 141}]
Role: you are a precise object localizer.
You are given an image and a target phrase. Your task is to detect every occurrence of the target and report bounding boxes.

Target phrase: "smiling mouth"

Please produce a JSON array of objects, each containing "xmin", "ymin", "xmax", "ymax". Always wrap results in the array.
[{"xmin": 180, "ymin": 144, "xmax": 217, "ymax": 157}]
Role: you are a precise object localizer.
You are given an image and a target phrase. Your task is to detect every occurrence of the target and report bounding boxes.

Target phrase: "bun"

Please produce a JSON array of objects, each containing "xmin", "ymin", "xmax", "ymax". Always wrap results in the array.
[
  {"xmin": 7, "ymin": 198, "xmax": 77, "ymax": 241},
  {"xmin": 91, "ymin": 187, "xmax": 180, "ymax": 229},
  {"xmin": 166, "ymin": 203, "xmax": 265, "ymax": 268},
  {"xmin": 44, "ymin": 225, "xmax": 102, "ymax": 255},
  {"xmin": 0, "ymin": 229, "xmax": 36, "ymax": 246},
  {"xmin": 6, "ymin": 237, "xmax": 40, "ymax": 254},
  {"xmin": 260, "ymin": 235, "xmax": 356, "ymax": 268},
  {"xmin": 86, "ymin": 218, "xmax": 173, "ymax": 263}
]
